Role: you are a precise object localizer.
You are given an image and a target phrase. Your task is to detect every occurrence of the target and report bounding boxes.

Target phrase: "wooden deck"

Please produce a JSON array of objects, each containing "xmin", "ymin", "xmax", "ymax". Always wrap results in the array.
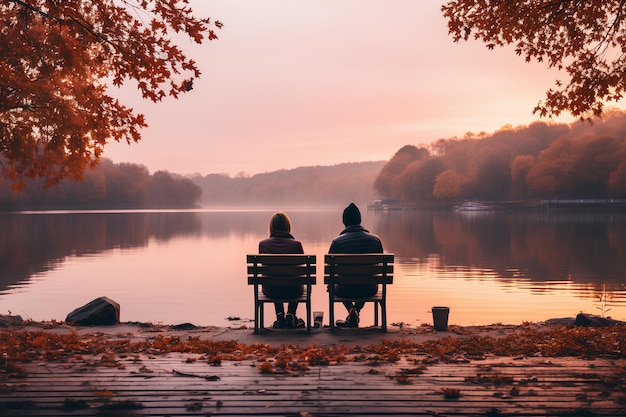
[{"xmin": 1, "ymin": 352, "xmax": 625, "ymax": 416}]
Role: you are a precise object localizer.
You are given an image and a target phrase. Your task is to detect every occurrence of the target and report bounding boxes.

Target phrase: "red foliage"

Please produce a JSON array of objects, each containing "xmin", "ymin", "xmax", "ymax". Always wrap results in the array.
[{"xmin": 1, "ymin": 0, "xmax": 220, "ymax": 188}]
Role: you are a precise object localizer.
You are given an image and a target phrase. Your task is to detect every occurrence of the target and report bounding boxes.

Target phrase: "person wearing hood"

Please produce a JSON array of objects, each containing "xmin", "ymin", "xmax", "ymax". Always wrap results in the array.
[
  {"xmin": 259, "ymin": 212, "xmax": 305, "ymax": 329},
  {"xmin": 328, "ymin": 203, "xmax": 384, "ymax": 327}
]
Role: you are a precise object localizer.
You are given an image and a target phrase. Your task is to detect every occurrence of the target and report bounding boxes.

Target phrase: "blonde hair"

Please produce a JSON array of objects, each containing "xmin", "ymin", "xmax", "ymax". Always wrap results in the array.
[{"xmin": 269, "ymin": 212, "xmax": 291, "ymax": 233}]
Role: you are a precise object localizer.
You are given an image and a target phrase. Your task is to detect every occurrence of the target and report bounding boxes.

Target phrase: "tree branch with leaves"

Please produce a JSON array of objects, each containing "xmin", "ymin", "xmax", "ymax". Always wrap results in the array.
[
  {"xmin": 0, "ymin": 0, "xmax": 221, "ymax": 188},
  {"xmin": 442, "ymin": 0, "xmax": 626, "ymax": 120}
]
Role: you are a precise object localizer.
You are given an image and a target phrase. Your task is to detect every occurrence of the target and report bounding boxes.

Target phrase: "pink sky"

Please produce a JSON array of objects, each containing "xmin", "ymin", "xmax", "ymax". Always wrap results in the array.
[{"xmin": 103, "ymin": 0, "xmax": 580, "ymax": 177}]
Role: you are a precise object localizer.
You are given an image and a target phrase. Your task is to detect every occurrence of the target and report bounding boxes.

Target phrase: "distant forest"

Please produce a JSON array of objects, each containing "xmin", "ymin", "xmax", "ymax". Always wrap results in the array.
[
  {"xmin": 0, "ymin": 158, "xmax": 385, "ymax": 210},
  {"xmin": 191, "ymin": 161, "xmax": 385, "ymax": 207},
  {"xmin": 4, "ymin": 110, "xmax": 626, "ymax": 211},
  {"xmin": 0, "ymin": 159, "xmax": 202, "ymax": 210},
  {"xmin": 375, "ymin": 110, "xmax": 626, "ymax": 203}
]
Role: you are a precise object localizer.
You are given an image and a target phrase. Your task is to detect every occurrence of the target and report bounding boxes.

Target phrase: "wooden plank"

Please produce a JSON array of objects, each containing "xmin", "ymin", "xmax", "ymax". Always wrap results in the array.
[
  {"xmin": 332, "ymin": 294, "xmax": 384, "ymax": 303},
  {"xmin": 247, "ymin": 254, "xmax": 316, "ymax": 265},
  {"xmin": 248, "ymin": 264, "xmax": 315, "ymax": 276},
  {"xmin": 1, "ymin": 354, "xmax": 624, "ymax": 416},
  {"xmin": 256, "ymin": 289, "xmax": 310, "ymax": 303},
  {"xmin": 324, "ymin": 275, "xmax": 392, "ymax": 285},
  {"xmin": 324, "ymin": 264, "xmax": 392, "ymax": 275},
  {"xmin": 324, "ymin": 254, "xmax": 394, "ymax": 264},
  {"xmin": 247, "ymin": 274, "xmax": 316, "ymax": 285}
]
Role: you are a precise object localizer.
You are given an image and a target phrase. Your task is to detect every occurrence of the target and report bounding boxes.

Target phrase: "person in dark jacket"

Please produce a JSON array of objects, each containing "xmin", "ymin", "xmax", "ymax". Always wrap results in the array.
[
  {"xmin": 328, "ymin": 203, "xmax": 383, "ymax": 327},
  {"xmin": 258, "ymin": 212, "xmax": 305, "ymax": 329}
]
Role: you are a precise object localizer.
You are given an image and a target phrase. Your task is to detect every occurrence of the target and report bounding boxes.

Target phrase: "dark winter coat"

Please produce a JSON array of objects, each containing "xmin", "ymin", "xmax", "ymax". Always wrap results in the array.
[
  {"xmin": 329, "ymin": 225, "xmax": 383, "ymax": 254},
  {"xmin": 259, "ymin": 230, "xmax": 304, "ymax": 254},
  {"xmin": 258, "ymin": 231, "xmax": 304, "ymax": 298},
  {"xmin": 328, "ymin": 225, "xmax": 383, "ymax": 297}
]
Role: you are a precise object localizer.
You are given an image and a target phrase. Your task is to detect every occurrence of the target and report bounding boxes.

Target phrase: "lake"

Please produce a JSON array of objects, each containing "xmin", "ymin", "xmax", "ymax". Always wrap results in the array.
[{"xmin": 1, "ymin": 208, "xmax": 624, "ymax": 328}]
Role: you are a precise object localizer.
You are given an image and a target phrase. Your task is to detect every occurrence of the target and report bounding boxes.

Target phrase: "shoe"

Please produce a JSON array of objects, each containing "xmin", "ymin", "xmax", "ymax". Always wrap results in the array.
[
  {"xmin": 285, "ymin": 313, "xmax": 296, "ymax": 329},
  {"xmin": 347, "ymin": 308, "xmax": 360, "ymax": 328},
  {"xmin": 273, "ymin": 313, "xmax": 286, "ymax": 329},
  {"xmin": 335, "ymin": 319, "xmax": 349, "ymax": 327}
]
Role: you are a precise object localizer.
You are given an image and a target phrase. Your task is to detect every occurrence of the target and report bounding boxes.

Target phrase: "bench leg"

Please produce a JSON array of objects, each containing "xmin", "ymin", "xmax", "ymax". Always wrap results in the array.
[
  {"xmin": 259, "ymin": 302, "xmax": 265, "ymax": 331},
  {"xmin": 329, "ymin": 295, "xmax": 335, "ymax": 334},
  {"xmin": 374, "ymin": 301, "xmax": 379, "ymax": 327},
  {"xmin": 306, "ymin": 297, "xmax": 311, "ymax": 334},
  {"xmin": 253, "ymin": 301, "xmax": 259, "ymax": 334},
  {"xmin": 253, "ymin": 288, "xmax": 260, "ymax": 334},
  {"xmin": 381, "ymin": 300, "xmax": 387, "ymax": 333}
]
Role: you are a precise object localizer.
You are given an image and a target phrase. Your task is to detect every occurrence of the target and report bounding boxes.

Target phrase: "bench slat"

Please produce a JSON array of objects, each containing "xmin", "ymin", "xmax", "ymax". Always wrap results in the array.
[
  {"xmin": 248, "ymin": 276, "xmax": 316, "ymax": 285},
  {"xmin": 257, "ymin": 288, "xmax": 310, "ymax": 303},
  {"xmin": 324, "ymin": 275, "xmax": 392, "ymax": 285},
  {"xmin": 332, "ymin": 290, "xmax": 384, "ymax": 302},
  {"xmin": 248, "ymin": 265, "xmax": 315, "ymax": 276},
  {"xmin": 324, "ymin": 264, "xmax": 393, "ymax": 276},
  {"xmin": 324, "ymin": 254, "xmax": 394, "ymax": 264},
  {"xmin": 247, "ymin": 254, "xmax": 316, "ymax": 265}
]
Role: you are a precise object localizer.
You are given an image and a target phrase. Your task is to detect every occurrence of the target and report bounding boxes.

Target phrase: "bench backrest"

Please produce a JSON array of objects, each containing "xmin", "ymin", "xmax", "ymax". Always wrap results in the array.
[
  {"xmin": 247, "ymin": 254, "xmax": 316, "ymax": 285},
  {"xmin": 324, "ymin": 254, "xmax": 394, "ymax": 285}
]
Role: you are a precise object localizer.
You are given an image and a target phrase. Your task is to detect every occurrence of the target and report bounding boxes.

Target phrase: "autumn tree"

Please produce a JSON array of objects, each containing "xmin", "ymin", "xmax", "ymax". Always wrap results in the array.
[
  {"xmin": 1, "ymin": 0, "xmax": 221, "ymax": 188},
  {"xmin": 103, "ymin": 161, "xmax": 151, "ymax": 206},
  {"xmin": 373, "ymin": 145, "xmax": 429, "ymax": 198},
  {"xmin": 395, "ymin": 157, "xmax": 445, "ymax": 200},
  {"xmin": 609, "ymin": 161, "xmax": 626, "ymax": 197},
  {"xmin": 433, "ymin": 169, "xmax": 462, "ymax": 200},
  {"xmin": 147, "ymin": 170, "xmax": 200, "ymax": 207},
  {"xmin": 510, "ymin": 154, "xmax": 535, "ymax": 197},
  {"xmin": 442, "ymin": 1, "xmax": 626, "ymax": 119},
  {"xmin": 0, "ymin": 158, "xmax": 203, "ymax": 210},
  {"xmin": 375, "ymin": 112, "xmax": 626, "ymax": 202},
  {"xmin": 467, "ymin": 144, "xmax": 513, "ymax": 199}
]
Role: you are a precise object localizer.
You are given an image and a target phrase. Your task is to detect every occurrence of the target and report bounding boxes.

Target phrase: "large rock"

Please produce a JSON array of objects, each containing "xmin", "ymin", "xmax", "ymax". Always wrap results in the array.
[
  {"xmin": 0, "ymin": 314, "xmax": 23, "ymax": 327},
  {"xmin": 574, "ymin": 312, "xmax": 623, "ymax": 327},
  {"xmin": 66, "ymin": 296, "xmax": 120, "ymax": 326}
]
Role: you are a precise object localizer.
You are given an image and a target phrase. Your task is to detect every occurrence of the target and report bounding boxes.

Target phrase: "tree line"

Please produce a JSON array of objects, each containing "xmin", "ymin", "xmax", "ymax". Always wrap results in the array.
[
  {"xmin": 375, "ymin": 110, "xmax": 626, "ymax": 203},
  {"xmin": 0, "ymin": 159, "xmax": 202, "ymax": 211},
  {"xmin": 191, "ymin": 161, "xmax": 385, "ymax": 207},
  {"xmin": 10, "ymin": 106, "xmax": 626, "ymax": 210},
  {"xmin": 0, "ymin": 160, "xmax": 384, "ymax": 211}
]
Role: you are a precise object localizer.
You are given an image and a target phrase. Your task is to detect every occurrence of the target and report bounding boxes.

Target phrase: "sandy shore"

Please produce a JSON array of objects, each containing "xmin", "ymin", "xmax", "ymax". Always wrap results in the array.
[{"xmin": 3, "ymin": 318, "xmax": 567, "ymax": 347}]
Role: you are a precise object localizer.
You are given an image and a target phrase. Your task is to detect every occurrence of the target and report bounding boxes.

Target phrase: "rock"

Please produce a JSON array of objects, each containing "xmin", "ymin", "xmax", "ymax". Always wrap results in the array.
[
  {"xmin": 171, "ymin": 323, "xmax": 196, "ymax": 330},
  {"xmin": 66, "ymin": 296, "xmax": 120, "ymax": 326},
  {"xmin": 0, "ymin": 314, "xmax": 23, "ymax": 327},
  {"xmin": 545, "ymin": 317, "xmax": 576, "ymax": 326},
  {"xmin": 574, "ymin": 313, "xmax": 623, "ymax": 327}
]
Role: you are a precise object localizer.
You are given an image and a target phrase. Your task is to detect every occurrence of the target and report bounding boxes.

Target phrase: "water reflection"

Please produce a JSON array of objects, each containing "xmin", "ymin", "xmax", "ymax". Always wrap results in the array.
[
  {"xmin": 371, "ymin": 210, "xmax": 626, "ymax": 288},
  {"xmin": 0, "ymin": 209, "xmax": 624, "ymax": 324},
  {"xmin": 0, "ymin": 211, "xmax": 201, "ymax": 289}
]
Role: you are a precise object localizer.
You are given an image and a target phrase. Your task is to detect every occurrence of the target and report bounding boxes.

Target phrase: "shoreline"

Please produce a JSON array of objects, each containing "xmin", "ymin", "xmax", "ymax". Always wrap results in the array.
[{"xmin": 1, "ymin": 314, "xmax": 621, "ymax": 350}]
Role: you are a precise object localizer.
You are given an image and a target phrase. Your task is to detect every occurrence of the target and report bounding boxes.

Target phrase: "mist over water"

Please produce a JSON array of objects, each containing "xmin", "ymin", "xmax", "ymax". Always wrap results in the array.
[{"xmin": 0, "ymin": 209, "xmax": 624, "ymax": 327}]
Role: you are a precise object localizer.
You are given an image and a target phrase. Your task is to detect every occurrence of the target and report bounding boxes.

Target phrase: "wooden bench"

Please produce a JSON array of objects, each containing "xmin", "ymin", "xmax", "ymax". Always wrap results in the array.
[
  {"xmin": 324, "ymin": 253, "xmax": 394, "ymax": 333},
  {"xmin": 247, "ymin": 254, "xmax": 316, "ymax": 334}
]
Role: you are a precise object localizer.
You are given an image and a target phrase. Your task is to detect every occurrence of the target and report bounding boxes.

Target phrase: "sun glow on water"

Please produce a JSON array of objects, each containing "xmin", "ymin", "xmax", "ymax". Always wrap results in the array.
[{"xmin": 0, "ymin": 210, "xmax": 624, "ymax": 327}]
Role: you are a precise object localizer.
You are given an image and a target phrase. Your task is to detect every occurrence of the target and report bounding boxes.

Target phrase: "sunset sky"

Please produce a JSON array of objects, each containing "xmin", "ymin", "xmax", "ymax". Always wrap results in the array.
[{"xmin": 103, "ymin": 0, "xmax": 582, "ymax": 177}]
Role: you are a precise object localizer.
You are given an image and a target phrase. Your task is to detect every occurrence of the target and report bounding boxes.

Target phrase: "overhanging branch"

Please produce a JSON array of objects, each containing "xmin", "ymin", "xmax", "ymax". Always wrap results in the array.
[{"xmin": 9, "ymin": 0, "xmax": 129, "ymax": 55}]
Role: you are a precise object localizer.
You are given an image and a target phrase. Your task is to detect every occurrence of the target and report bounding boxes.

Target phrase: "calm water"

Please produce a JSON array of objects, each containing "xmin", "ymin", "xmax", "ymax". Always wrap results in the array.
[{"xmin": 0, "ymin": 209, "xmax": 625, "ymax": 327}]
